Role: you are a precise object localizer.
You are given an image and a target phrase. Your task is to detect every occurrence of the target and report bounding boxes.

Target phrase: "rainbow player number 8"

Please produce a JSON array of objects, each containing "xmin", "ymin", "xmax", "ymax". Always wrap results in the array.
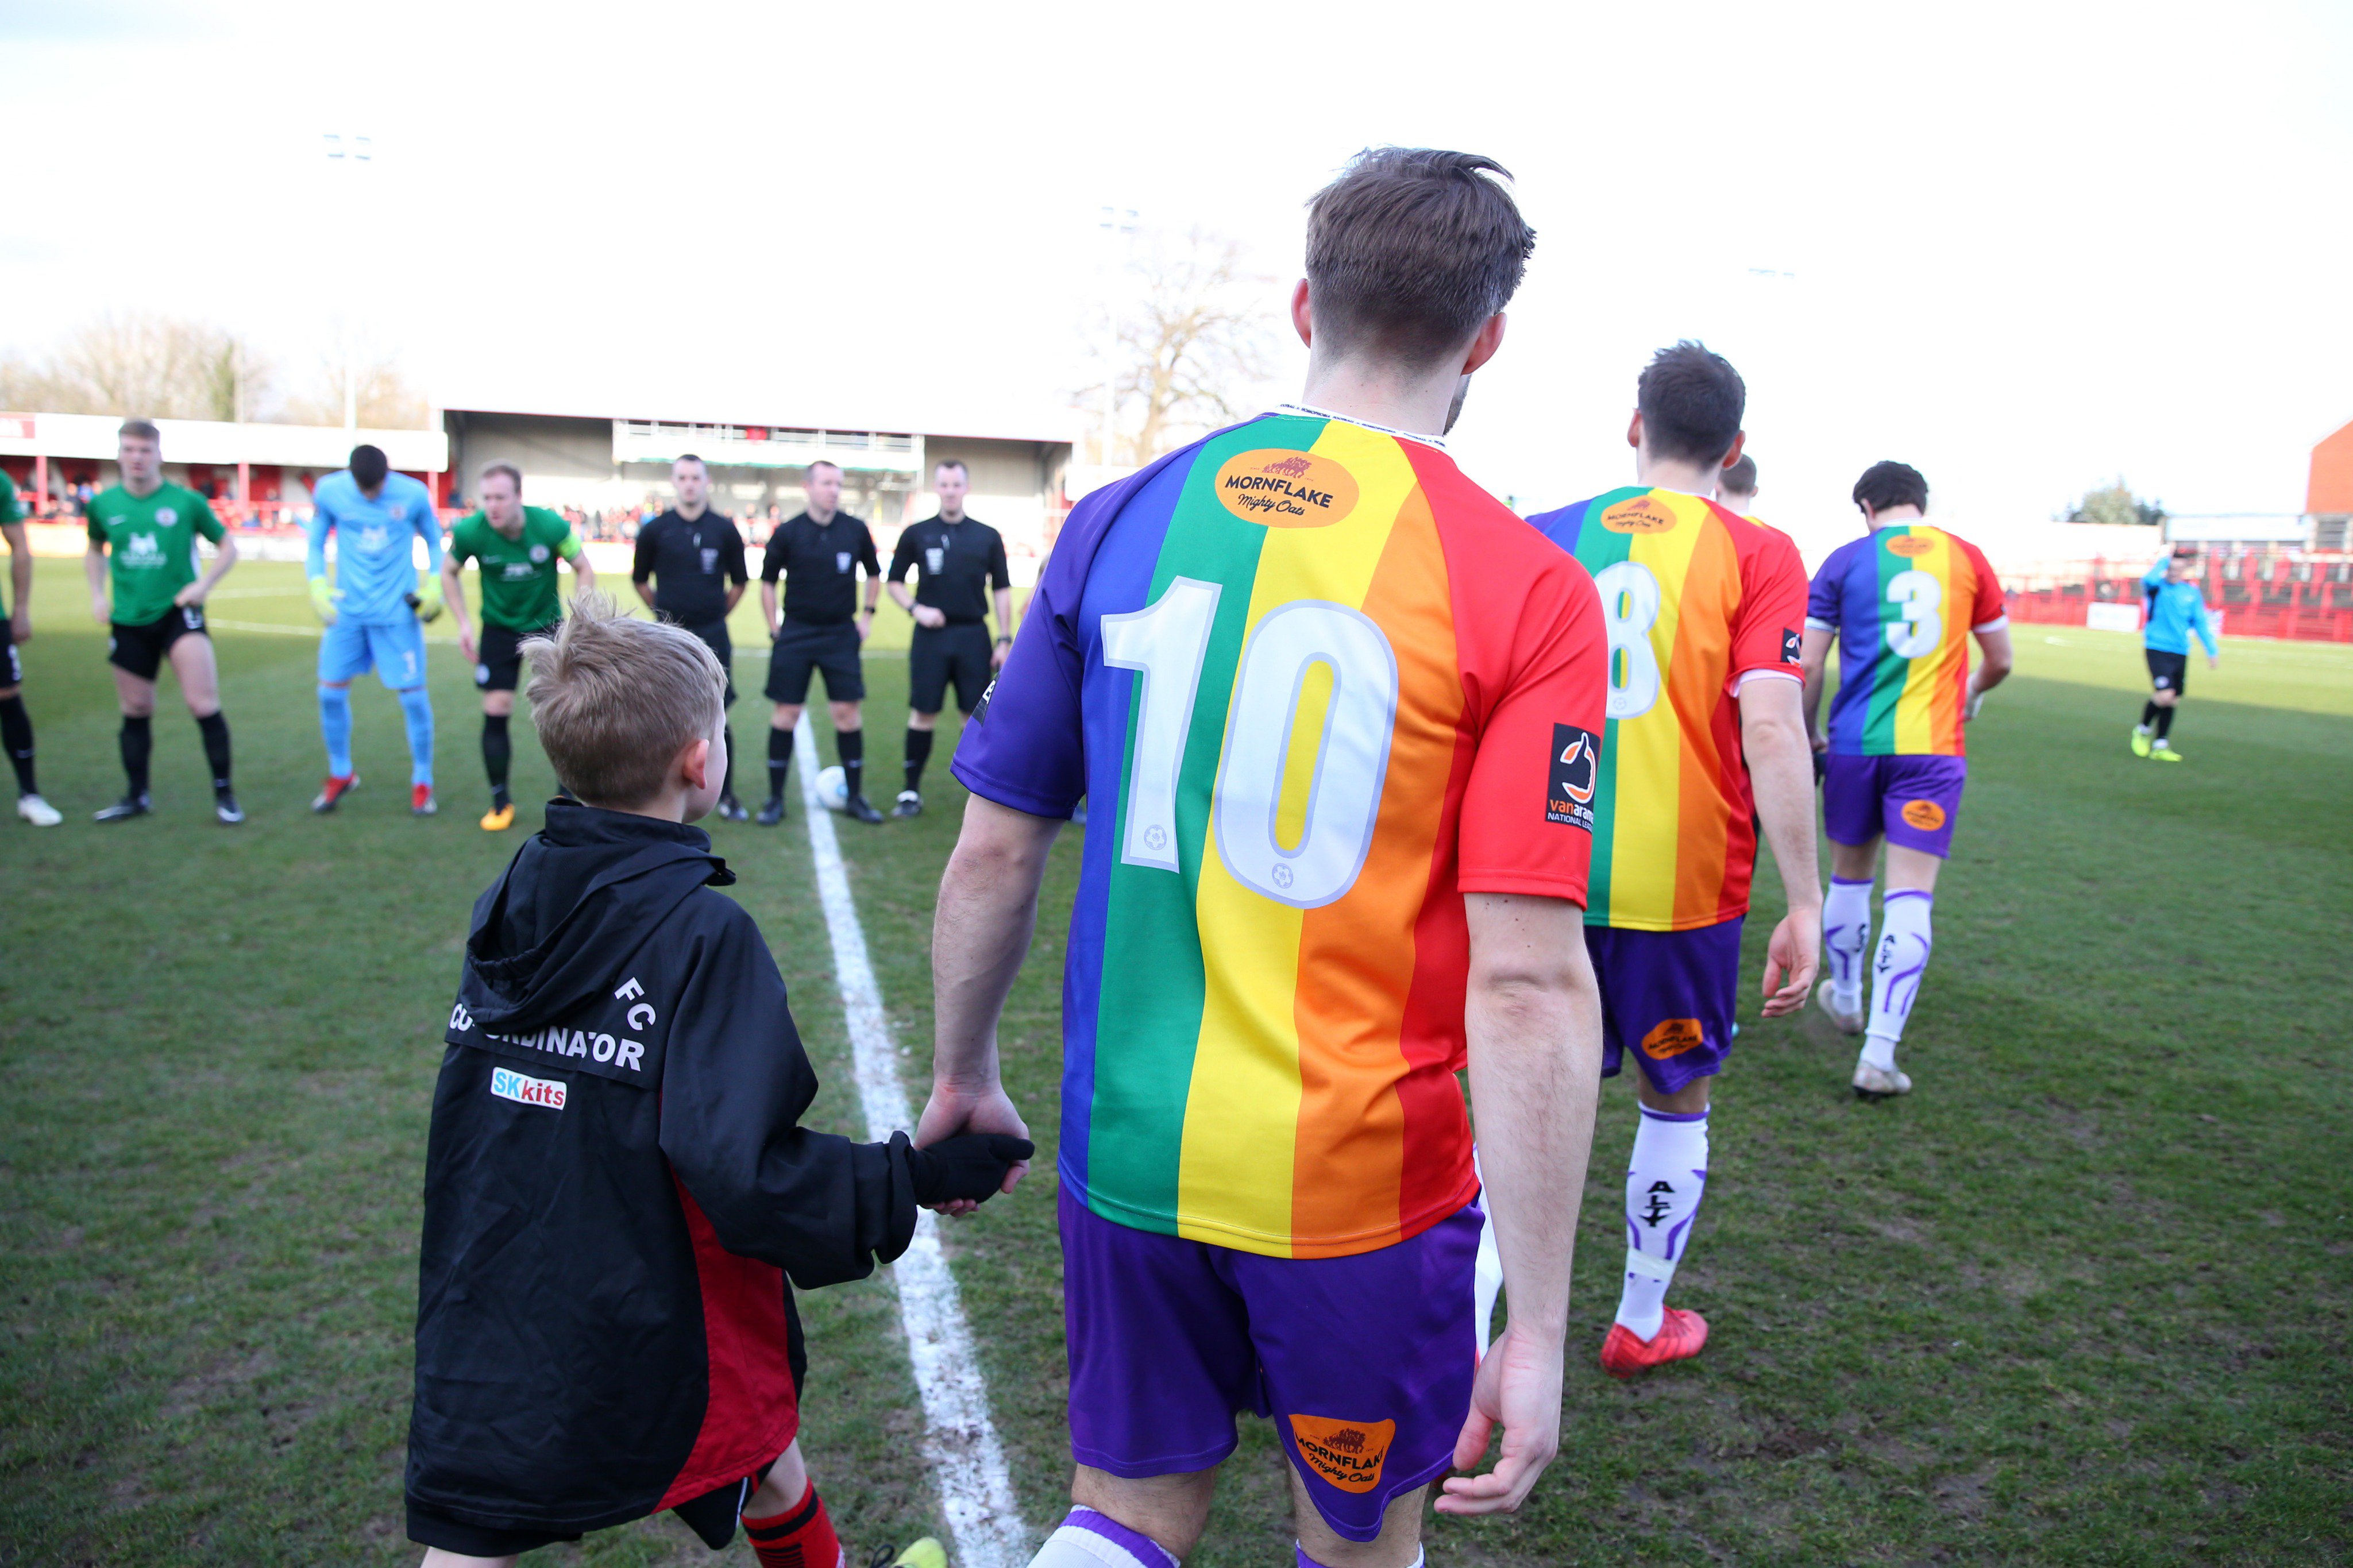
[{"xmin": 1591, "ymin": 560, "xmax": 1662, "ymax": 720}]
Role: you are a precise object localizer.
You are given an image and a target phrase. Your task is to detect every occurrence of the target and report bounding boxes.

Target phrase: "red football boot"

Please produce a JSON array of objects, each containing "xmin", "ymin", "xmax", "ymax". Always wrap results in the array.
[
  {"xmin": 310, "ymin": 773, "xmax": 360, "ymax": 814},
  {"xmin": 1600, "ymin": 1307, "xmax": 1710, "ymax": 1378}
]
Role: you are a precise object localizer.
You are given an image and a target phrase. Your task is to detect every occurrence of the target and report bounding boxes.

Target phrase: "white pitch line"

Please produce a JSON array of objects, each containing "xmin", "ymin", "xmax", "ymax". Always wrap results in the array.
[{"xmin": 792, "ymin": 715, "xmax": 1028, "ymax": 1568}]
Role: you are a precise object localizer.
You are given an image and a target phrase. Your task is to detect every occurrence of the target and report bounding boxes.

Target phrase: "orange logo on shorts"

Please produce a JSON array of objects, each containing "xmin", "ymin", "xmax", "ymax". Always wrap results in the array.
[
  {"xmin": 1641, "ymin": 1018, "xmax": 1705, "ymax": 1059},
  {"xmin": 1289, "ymin": 1415, "xmax": 1394, "ymax": 1492},
  {"xmin": 1885, "ymin": 534, "xmax": 1934, "ymax": 558},
  {"xmin": 1901, "ymin": 799, "xmax": 1947, "ymax": 831},
  {"xmin": 1600, "ymin": 496, "xmax": 1679, "ymax": 534}
]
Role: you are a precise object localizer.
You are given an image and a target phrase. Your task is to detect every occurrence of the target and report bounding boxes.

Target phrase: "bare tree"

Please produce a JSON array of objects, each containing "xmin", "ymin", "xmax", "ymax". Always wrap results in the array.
[
  {"xmin": 1080, "ymin": 227, "xmax": 1282, "ymax": 466},
  {"xmin": 282, "ymin": 352, "xmax": 430, "ymax": 430},
  {"xmin": 0, "ymin": 313, "xmax": 273, "ymax": 422}
]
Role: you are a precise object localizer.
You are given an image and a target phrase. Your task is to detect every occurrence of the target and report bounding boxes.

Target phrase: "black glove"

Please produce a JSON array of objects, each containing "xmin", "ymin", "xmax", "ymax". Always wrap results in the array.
[
  {"xmin": 906, "ymin": 1133, "xmax": 1035, "ymax": 1206},
  {"xmin": 1811, "ymin": 747, "xmax": 1827, "ymax": 787}
]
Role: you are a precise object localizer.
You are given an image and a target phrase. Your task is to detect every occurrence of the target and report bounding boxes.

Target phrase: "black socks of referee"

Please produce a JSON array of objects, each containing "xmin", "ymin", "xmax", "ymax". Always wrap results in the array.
[
  {"xmin": 121, "ymin": 715, "xmax": 153, "ymax": 797},
  {"xmin": 483, "ymin": 715, "xmax": 512, "ymax": 808},
  {"xmin": 838, "ymin": 728, "xmax": 865, "ymax": 802},
  {"xmin": 196, "ymin": 712, "xmax": 233, "ymax": 795},
  {"xmin": 767, "ymin": 725, "xmax": 793, "ymax": 804},
  {"xmin": 904, "ymin": 725, "xmax": 934, "ymax": 794},
  {"xmin": 0, "ymin": 694, "xmax": 34, "ymax": 796}
]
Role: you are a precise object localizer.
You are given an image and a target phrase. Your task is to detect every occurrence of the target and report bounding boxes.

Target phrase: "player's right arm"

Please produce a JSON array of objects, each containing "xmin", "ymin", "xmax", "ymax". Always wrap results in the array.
[
  {"xmin": 1800, "ymin": 559, "xmax": 1842, "ymax": 758},
  {"xmin": 630, "ymin": 522, "xmax": 658, "ymax": 613},
  {"xmin": 84, "ymin": 530, "xmax": 109, "ymax": 624},
  {"xmin": 885, "ymin": 527, "xmax": 919, "ymax": 616},
  {"xmin": 758, "ymin": 531, "xmax": 784, "ymax": 639},
  {"xmin": 304, "ymin": 496, "xmax": 338, "ymax": 623},
  {"xmin": 440, "ymin": 534, "xmax": 475, "ymax": 663},
  {"xmin": 4, "ymin": 522, "xmax": 30, "ymax": 644}
]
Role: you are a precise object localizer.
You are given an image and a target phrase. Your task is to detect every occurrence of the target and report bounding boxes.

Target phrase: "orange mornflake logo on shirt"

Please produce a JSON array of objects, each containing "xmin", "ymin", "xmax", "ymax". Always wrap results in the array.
[
  {"xmin": 1641, "ymin": 1018, "xmax": 1706, "ymax": 1059},
  {"xmin": 1886, "ymin": 534, "xmax": 1934, "ymax": 558},
  {"xmin": 1901, "ymin": 798, "xmax": 1947, "ymax": 831},
  {"xmin": 1214, "ymin": 450, "xmax": 1360, "ymax": 528},
  {"xmin": 1600, "ymin": 496, "xmax": 1679, "ymax": 533},
  {"xmin": 1289, "ymin": 1415, "xmax": 1395, "ymax": 1492}
]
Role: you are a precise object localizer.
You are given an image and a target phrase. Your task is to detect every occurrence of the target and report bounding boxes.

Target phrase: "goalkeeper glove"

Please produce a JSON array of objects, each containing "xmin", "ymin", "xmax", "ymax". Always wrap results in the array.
[
  {"xmin": 307, "ymin": 577, "xmax": 339, "ymax": 625},
  {"xmin": 412, "ymin": 576, "xmax": 444, "ymax": 623},
  {"xmin": 903, "ymin": 1131, "xmax": 1035, "ymax": 1207}
]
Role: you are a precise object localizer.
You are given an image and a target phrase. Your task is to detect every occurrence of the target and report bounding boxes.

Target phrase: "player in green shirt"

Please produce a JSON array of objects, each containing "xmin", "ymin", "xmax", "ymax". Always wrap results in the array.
[
  {"xmin": 438, "ymin": 462, "xmax": 596, "ymax": 831},
  {"xmin": 1, "ymin": 468, "xmax": 61, "ymax": 825},
  {"xmin": 82, "ymin": 419, "xmax": 242, "ymax": 824}
]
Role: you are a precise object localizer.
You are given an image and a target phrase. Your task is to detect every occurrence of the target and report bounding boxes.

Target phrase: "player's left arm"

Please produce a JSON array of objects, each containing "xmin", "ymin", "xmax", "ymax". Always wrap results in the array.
[
  {"xmin": 722, "ymin": 524, "xmax": 747, "ymax": 614},
  {"xmin": 1961, "ymin": 544, "xmax": 2013, "ymax": 715},
  {"xmin": 1728, "ymin": 531, "xmax": 1820, "ymax": 1013},
  {"xmin": 175, "ymin": 500, "xmax": 236, "ymax": 607},
  {"xmin": 857, "ymin": 526, "xmax": 881, "ymax": 635},
  {"xmin": 4, "ymin": 522, "xmax": 30, "ymax": 643},
  {"xmin": 2190, "ymin": 597, "xmax": 2219, "ymax": 666},
  {"xmin": 989, "ymin": 532, "xmax": 1014, "ymax": 669},
  {"xmin": 557, "ymin": 528, "xmax": 596, "ymax": 592}
]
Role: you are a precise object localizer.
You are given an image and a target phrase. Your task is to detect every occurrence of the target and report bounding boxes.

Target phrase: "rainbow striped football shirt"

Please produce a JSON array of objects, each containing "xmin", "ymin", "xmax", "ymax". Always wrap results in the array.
[
  {"xmin": 1808, "ymin": 524, "xmax": 2007, "ymax": 756},
  {"xmin": 955, "ymin": 410, "xmax": 1606, "ymax": 1258},
  {"xmin": 1526, "ymin": 488, "xmax": 1809, "ymax": 932}
]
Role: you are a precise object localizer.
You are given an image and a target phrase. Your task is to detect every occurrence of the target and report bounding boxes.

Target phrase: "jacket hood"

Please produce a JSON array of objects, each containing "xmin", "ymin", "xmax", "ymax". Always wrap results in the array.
[{"xmin": 457, "ymin": 801, "xmax": 735, "ymax": 1034}]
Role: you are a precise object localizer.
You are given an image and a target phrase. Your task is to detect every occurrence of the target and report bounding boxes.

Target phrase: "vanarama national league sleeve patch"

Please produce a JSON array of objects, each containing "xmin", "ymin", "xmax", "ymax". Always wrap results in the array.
[{"xmin": 1549, "ymin": 723, "xmax": 1599, "ymax": 830}]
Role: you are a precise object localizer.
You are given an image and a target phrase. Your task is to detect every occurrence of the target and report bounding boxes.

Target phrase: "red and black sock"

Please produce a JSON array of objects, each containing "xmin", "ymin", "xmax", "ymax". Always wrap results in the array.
[{"xmin": 742, "ymin": 1480, "xmax": 842, "ymax": 1568}]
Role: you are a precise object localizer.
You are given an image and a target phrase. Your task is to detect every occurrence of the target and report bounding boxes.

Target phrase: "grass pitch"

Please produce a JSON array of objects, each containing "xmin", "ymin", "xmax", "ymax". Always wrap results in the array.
[{"xmin": 1, "ymin": 563, "xmax": 2346, "ymax": 1564}]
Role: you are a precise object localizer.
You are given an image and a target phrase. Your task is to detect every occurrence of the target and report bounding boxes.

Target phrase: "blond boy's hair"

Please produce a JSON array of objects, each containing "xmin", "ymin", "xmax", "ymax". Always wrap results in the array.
[{"xmin": 523, "ymin": 593, "xmax": 725, "ymax": 806}]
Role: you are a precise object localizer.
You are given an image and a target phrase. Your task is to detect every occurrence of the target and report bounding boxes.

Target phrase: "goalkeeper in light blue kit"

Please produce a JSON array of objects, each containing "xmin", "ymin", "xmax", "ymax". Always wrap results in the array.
[{"xmin": 306, "ymin": 443, "xmax": 445, "ymax": 815}]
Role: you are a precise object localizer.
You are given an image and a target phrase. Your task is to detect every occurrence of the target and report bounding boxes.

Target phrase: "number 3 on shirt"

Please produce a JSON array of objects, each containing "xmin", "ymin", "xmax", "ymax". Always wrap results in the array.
[
  {"xmin": 1591, "ymin": 560, "xmax": 1661, "ymax": 720},
  {"xmin": 1884, "ymin": 569, "xmax": 1943, "ymax": 659},
  {"xmin": 1102, "ymin": 577, "xmax": 1400, "ymax": 909}
]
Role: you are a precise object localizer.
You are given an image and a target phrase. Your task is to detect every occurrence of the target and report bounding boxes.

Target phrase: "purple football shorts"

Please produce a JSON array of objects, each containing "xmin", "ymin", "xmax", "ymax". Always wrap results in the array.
[
  {"xmin": 1823, "ymin": 753, "xmax": 1969, "ymax": 858},
  {"xmin": 1584, "ymin": 917, "xmax": 1743, "ymax": 1097},
  {"xmin": 1058, "ymin": 1185, "xmax": 1482, "ymax": 1543}
]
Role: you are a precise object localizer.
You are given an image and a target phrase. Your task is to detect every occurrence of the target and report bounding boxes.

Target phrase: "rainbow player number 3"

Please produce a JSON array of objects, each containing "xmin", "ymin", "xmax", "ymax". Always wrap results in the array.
[{"xmin": 1102, "ymin": 576, "xmax": 1401, "ymax": 910}]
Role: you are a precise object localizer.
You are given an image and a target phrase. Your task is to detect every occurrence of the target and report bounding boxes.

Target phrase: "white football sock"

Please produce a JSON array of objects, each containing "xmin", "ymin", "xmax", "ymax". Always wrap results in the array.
[
  {"xmin": 1615, "ymin": 1106, "xmax": 1710, "ymax": 1341},
  {"xmin": 1029, "ymin": 1507, "xmax": 1178, "ymax": 1568},
  {"xmin": 1823, "ymin": 876, "xmax": 1873, "ymax": 1013},
  {"xmin": 1866, "ymin": 889, "xmax": 1935, "ymax": 1061}
]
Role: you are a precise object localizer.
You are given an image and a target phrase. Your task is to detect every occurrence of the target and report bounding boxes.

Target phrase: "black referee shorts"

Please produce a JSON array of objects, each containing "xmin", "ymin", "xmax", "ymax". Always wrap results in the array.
[
  {"xmin": 681, "ymin": 618, "xmax": 736, "ymax": 705},
  {"xmin": 2145, "ymin": 647, "xmax": 2189, "ymax": 696},
  {"xmin": 765, "ymin": 619, "xmax": 862, "ymax": 705},
  {"xmin": 910, "ymin": 622, "xmax": 993, "ymax": 716}
]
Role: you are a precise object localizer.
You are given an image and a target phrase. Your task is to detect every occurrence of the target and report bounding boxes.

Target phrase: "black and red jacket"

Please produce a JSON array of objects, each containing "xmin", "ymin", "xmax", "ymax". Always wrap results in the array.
[{"xmin": 406, "ymin": 802, "xmax": 919, "ymax": 1537}]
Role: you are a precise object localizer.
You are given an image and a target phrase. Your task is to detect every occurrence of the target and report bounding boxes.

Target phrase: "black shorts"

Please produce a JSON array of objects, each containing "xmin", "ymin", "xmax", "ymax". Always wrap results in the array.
[
  {"xmin": 108, "ymin": 606, "xmax": 209, "ymax": 680},
  {"xmin": 406, "ymin": 1461, "xmax": 774, "ymax": 1555},
  {"xmin": 473, "ymin": 621, "xmax": 560, "ymax": 693},
  {"xmin": 910, "ymin": 621, "xmax": 994, "ymax": 715},
  {"xmin": 765, "ymin": 619, "xmax": 862, "ymax": 705},
  {"xmin": 681, "ymin": 618, "xmax": 736, "ymax": 705},
  {"xmin": 2146, "ymin": 648, "xmax": 2189, "ymax": 696}
]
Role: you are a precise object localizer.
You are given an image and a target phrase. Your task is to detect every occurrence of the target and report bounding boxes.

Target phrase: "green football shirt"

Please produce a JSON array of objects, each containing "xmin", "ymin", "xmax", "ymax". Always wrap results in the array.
[
  {"xmin": 86, "ymin": 482, "xmax": 225, "ymax": 627},
  {"xmin": 448, "ymin": 505, "xmax": 581, "ymax": 631},
  {"xmin": 0, "ymin": 469, "xmax": 18, "ymax": 619}
]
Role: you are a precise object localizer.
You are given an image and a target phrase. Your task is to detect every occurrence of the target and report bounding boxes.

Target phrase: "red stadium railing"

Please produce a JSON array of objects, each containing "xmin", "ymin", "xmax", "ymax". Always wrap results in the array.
[{"xmin": 2004, "ymin": 555, "xmax": 2353, "ymax": 643}]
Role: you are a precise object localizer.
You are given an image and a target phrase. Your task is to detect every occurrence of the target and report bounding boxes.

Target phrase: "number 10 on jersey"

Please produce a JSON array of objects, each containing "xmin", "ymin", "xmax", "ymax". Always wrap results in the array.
[{"xmin": 1102, "ymin": 577, "xmax": 1401, "ymax": 910}]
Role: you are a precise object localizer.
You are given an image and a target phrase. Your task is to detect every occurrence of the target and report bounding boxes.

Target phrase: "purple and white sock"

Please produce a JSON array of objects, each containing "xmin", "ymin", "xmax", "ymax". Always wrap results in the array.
[
  {"xmin": 1616, "ymin": 1104, "xmax": 1711, "ymax": 1341},
  {"xmin": 1299, "ymin": 1547, "xmax": 1424, "ymax": 1568},
  {"xmin": 1823, "ymin": 875, "xmax": 1874, "ymax": 1014},
  {"xmin": 1027, "ymin": 1507, "xmax": 1178, "ymax": 1568},
  {"xmin": 1864, "ymin": 889, "xmax": 1935, "ymax": 1069}
]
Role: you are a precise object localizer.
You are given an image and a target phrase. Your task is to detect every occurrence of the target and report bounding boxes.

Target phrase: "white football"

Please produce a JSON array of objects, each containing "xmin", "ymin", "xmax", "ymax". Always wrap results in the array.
[{"xmin": 815, "ymin": 764, "xmax": 850, "ymax": 813}]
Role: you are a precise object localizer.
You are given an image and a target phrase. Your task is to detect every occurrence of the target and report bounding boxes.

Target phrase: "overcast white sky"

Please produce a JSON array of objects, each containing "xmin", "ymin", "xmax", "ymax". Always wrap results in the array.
[{"xmin": 6, "ymin": 0, "xmax": 2348, "ymax": 546}]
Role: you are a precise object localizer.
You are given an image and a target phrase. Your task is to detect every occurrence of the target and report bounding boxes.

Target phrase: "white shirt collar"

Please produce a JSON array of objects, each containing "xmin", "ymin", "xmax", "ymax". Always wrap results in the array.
[{"xmin": 1271, "ymin": 401, "xmax": 1447, "ymax": 451}]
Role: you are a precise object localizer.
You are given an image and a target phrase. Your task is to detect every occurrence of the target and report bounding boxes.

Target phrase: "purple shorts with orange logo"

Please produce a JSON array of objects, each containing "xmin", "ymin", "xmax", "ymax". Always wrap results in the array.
[
  {"xmin": 1587, "ymin": 917, "xmax": 1743, "ymax": 1097},
  {"xmin": 1823, "ymin": 753, "xmax": 1968, "ymax": 858},
  {"xmin": 1058, "ymin": 1185, "xmax": 1480, "ymax": 1543}
]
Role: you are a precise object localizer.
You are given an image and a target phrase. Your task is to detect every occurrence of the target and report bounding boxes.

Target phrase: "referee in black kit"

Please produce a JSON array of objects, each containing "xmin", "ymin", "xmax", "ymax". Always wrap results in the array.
[
  {"xmin": 631, "ymin": 453, "xmax": 750, "ymax": 820},
  {"xmin": 757, "ymin": 459, "xmax": 885, "ymax": 825},
  {"xmin": 886, "ymin": 457, "xmax": 1012, "ymax": 818}
]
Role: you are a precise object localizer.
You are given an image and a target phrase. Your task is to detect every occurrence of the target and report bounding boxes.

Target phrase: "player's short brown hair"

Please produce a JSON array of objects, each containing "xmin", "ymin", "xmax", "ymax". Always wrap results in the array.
[
  {"xmin": 1853, "ymin": 461, "xmax": 1930, "ymax": 515},
  {"xmin": 1305, "ymin": 148, "xmax": 1535, "ymax": 369},
  {"xmin": 1721, "ymin": 454, "xmax": 1758, "ymax": 496},
  {"xmin": 478, "ymin": 461, "xmax": 522, "ymax": 494},
  {"xmin": 118, "ymin": 419, "xmax": 161, "ymax": 445},
  {"xmin": 934, "ymin": 458, "xmax": 967, "ymax": 478},
  {"xmin": 1638, "ymin": 342, "xmax": 1745, "ymax": 466},
  {"xmin": 523, "ymin": 593, "xmax": 726, "ymax": 808}
]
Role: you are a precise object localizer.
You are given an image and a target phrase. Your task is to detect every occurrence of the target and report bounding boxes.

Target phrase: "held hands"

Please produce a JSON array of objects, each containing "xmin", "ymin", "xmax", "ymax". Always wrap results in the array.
[
  {"xmin": 308, "ymin": 577, "xmax": 340, "ymax": 625},
  {"xmin": 915, "ymin": 1080, "xmax": 1031, "ymax": 1215},
  {"xmin": 906, "ymin": 1134, "xmax": 1036, "ymax": 1207},
  {"xmin": 1438, "ymin": 1320, "xmax": 1563, "ymax": 1517},
  {"xmin": 1760, "ymin": 904, "xmax": 1821, "ymax": 1017},
  {"xmin": 1810, "ymin": 734, "xmax": 1828, "ymax": 787}
]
